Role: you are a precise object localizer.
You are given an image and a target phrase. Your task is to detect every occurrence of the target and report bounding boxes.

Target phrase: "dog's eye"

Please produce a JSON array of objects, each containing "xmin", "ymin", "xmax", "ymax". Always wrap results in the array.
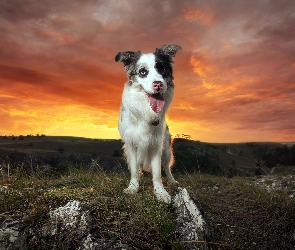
[{"xmin": 139, "ymin": 68, "xmax": 148, "ymax": 76}]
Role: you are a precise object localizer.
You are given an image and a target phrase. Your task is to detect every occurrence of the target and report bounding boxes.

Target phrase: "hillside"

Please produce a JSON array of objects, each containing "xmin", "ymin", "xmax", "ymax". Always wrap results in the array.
[
  {"xmin": 1, "ymin": 135, "xmax": 294, "ymax": 176},
  {"xmin": 172, "ymin": 139, "xmax": 295, "ymax": 176},
  {"xmin": 0, "ymin": 135, "xmax": 126, "ymax": 173}
]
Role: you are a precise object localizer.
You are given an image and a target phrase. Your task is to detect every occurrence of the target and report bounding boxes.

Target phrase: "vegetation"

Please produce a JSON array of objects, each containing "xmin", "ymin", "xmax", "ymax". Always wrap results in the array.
[
  {"xmin": 1, "ymin": 165, "xmax": 294, "ymax": 249},
  {"xmin": 178, "ymin": 173, "xmax": 295, "ymax": 249},
  {"xmin": 0, "ymin": 168, "xmax": 176, "ymax": 249},
  {"xmin": 252, "ymin": 143, "xmax": 295, "ymax": 168}
]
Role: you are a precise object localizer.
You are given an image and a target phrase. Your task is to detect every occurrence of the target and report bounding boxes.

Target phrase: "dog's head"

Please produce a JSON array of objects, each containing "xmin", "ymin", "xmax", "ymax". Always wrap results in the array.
[{"xmin": 115, "ymin": 44, "xmax": 182, "ymax": 113}]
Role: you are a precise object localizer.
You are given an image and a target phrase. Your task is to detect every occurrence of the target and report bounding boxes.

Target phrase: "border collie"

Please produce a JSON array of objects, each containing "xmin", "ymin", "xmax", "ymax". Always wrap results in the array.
[{"xmin": 115, "ymin": 44, "xmax": 182, "ymax": 203}]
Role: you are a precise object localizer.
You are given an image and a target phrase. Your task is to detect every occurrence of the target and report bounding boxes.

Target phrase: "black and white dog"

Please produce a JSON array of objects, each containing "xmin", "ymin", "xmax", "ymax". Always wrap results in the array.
[{"xmin": 115, "ymin": 44, "xmax": 182, "ymax": 203}]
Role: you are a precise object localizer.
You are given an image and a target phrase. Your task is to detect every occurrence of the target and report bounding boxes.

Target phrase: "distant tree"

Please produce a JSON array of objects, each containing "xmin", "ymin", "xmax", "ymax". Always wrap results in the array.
[
  {"xmin": 174, "ymin": 134, "xmax": 191, "ymax": 140},
  {"xmin": 19, "ymin": 135, "xmax": 24, "ymax": 140},
  {"xmin": 182, "ymin": 134, "xmax": 191, "ymax": 140}
]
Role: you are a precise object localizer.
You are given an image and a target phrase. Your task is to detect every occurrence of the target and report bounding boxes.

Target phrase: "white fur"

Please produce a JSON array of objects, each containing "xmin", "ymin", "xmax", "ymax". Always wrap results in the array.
[{"xmin": 117, "ymin": 47, "xmax": 179, "ymax": 203}]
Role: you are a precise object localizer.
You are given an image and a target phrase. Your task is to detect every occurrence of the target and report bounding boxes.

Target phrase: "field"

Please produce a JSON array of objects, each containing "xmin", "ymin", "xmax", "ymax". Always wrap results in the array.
[{"xmin": 0, "ymin": 136, "xmax": 295, "ymax": 249}]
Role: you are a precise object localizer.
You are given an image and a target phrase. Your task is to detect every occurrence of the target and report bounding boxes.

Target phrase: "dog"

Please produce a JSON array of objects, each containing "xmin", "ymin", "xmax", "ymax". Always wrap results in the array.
[{"xmin": 115, "ymin": 44, "xmax": 182, "ymax": 203}]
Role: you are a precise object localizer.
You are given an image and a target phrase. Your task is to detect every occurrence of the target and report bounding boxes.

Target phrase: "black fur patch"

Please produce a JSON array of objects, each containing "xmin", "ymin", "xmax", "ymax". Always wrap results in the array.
[
  {"xmin": 154, "ymin": 44, "xmax": 182, "ymax": 80},
  {"xmin": 154, "ymin": 53, "xmax": 173, "ymax": 79}
]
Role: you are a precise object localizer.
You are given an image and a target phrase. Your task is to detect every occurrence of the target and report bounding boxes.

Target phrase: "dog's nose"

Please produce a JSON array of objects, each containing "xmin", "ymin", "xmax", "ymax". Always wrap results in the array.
[{"xmin": 152, "ymin": 81, "xmax": 163, "ymax": 91}]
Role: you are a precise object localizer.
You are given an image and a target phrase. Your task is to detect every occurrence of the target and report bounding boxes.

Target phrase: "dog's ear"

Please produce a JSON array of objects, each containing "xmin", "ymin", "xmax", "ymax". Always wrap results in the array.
[
  {"xmin": 115, "ymin": 51, "xmax": 141, "ymax": 66},
  {"xmin": 155, "ymin": 44, "xmax": 182, "ymax": 58}
]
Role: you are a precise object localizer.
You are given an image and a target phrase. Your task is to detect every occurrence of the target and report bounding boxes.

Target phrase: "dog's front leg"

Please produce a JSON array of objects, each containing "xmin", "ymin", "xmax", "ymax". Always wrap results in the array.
[
  {"xmin": 124, "ymin": 145, "xmax": 140, "ymax": 194},
  {"xmin": 151, "ymin": 153, "xmax": 171, "ymax": 203}
]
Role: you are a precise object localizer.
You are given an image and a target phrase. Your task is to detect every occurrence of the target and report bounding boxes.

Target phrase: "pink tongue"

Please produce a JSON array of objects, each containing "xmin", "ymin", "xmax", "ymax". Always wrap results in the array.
[{"xmin": 148, "ymin": 93, "xmax": 165, "ymax": 113}]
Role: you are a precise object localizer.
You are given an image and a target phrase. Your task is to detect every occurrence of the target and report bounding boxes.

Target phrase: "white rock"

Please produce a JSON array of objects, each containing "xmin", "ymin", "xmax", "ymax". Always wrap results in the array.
[
  {"xmin": 48, "ymin": 200, "xmax": 88, "ymax": 235},
  {"xmin": 173, "ymin": 187, "xmax": 208, "ymax": 244}
]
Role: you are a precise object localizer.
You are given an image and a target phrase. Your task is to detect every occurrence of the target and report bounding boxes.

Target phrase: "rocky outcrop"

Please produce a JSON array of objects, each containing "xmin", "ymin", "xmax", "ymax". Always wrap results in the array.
[{"xmin": 0, "ymin": 188, "xmax": 209, "ymax": 249}]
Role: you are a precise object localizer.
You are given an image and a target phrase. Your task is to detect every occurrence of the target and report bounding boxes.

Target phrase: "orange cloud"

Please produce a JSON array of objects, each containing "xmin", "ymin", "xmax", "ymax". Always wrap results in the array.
[{"xmin": 190, "ymin": 53, "xmax": 214, "ymax": 78}]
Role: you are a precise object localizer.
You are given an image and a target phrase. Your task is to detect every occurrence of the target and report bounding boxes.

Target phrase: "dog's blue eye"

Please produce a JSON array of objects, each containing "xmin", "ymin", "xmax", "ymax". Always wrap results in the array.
[{"xmin": 139, "ymin": 68, "xmax": 148, "ymax": 76}]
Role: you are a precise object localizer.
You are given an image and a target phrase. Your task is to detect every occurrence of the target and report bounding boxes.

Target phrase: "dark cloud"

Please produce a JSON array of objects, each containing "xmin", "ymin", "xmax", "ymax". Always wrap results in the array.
[
  {"xmin": 0, "ymin": 64, "xmax": 56, "ymax": 84},
  {"xmin": 258, "ymin": 16, "xmax": 295, "ymax": 43}
]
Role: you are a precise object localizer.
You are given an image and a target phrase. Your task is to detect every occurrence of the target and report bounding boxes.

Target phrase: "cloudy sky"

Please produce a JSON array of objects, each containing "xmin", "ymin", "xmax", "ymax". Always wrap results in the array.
[{"xmin": 0, "ymin": 0, "xmax": 295, "ymax": 142}]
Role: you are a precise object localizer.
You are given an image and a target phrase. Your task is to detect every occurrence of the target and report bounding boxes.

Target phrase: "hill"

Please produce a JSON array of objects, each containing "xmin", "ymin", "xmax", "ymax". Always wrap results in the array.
[
  {"xmin": 0, "ymin": 135, "xmax": 125, "ymax": 173},
  {"xmin": 172, "ymin": 139, "xmax": 295, "ymax": 175},
  {"xmin": 0, "ymin": 135, "xmax": 295, "ymax": 176}
]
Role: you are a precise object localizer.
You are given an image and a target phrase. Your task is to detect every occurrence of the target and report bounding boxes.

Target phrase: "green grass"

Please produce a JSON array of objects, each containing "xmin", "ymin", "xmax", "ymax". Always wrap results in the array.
[
  {"xmin": 1, "ymin": 168, "xmax": 295, "ymax": 249},
  {"xmin": 0, "ymin": 168, "xmax": 177, "ymax": 249}
]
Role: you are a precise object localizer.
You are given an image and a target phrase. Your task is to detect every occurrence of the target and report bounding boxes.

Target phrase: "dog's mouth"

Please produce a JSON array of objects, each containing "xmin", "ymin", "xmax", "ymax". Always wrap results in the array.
[{"xmin": 145, "ymin": 92, "xmax": 165, "ymax": 113}]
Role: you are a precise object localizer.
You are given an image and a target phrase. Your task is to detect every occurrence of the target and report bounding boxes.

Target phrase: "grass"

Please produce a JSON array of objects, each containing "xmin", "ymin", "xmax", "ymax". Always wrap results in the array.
[
  {"xmin": 1, "ymin": 167, "xmax": 295, "ymax": 249},
  {"xmin": 176, "ymin": 173, "xmax": 295, "ymax": 249},
  {"xmin": 0, "ymin": 168, "xmax": 177, "ymax": 249}
]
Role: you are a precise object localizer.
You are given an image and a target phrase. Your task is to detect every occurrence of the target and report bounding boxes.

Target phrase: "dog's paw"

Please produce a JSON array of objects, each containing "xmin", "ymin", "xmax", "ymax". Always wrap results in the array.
[
  {"xmin": 154, "ymin": 188, "xmax": 171, "ymax": 204},
  {"xmin": 123, "ymin": 185, "xmax": 139, "ymax": 195}
]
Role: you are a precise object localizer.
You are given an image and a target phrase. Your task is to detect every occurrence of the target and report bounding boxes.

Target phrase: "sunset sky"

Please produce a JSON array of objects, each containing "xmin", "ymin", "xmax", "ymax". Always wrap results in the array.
[{"xmin": 0, "ymin": 0, "xmax": 295, "ymax": 142}]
